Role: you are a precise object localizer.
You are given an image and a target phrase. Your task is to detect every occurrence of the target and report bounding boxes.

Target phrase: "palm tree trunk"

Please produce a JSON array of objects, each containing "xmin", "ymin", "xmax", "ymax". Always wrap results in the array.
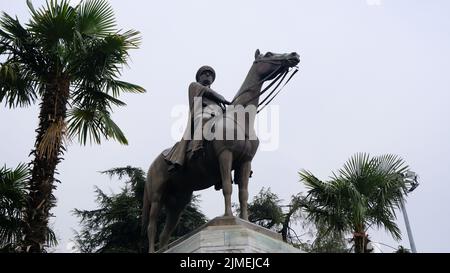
[
  {"xmin": 353, "ymin": 226, "xmax": 366, "ymax": 253},
  {"xmin": 354, "ymin": 234, "xmax": 364, "ymax": 253},
  {"xmin": 22, "ymin": 76, "xmax": 70, "ymax": 253}
]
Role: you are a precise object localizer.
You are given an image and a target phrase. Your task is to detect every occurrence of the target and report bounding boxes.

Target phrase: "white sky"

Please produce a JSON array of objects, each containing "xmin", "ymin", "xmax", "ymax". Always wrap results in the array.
[{"xmin": 1, "ymin": 0, "xmax": 450, "ymax": 253}]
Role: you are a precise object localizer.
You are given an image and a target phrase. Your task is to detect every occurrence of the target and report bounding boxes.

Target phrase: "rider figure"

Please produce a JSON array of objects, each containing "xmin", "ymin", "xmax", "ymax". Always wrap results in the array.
[{"xmin": 163, "ymin": 65, "xmax": 231, "ymax": 172}]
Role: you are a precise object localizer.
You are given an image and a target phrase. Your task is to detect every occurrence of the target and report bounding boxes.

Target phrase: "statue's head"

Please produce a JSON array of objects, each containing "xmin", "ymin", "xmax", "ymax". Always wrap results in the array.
[{"xmin": 196, "ymin": 65, "xmax": 216, "ymax": 86}]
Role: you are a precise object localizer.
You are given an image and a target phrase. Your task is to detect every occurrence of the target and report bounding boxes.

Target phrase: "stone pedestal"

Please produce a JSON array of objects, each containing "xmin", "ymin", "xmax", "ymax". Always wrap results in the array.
[{"xmin": 163, "ymin": 216, "xmax": 303, "ymax": 253}]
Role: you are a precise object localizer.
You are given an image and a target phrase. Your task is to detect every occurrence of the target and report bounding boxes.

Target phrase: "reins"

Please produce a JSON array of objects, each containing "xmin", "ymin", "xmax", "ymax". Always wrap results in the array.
[
  {"xmin": 230, "ymin": 61, "xmax": 299, "ymax": 114},
  {"xmin": 257, "ymin": 67, "xmax": 298, "ymax": 113}
]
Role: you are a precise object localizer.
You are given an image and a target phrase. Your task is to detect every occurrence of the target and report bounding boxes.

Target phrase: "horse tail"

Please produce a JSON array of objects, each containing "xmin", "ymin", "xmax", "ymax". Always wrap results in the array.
[{"xmin": 141, "ymin": 176, "xmax": 151, "ymax": 238}]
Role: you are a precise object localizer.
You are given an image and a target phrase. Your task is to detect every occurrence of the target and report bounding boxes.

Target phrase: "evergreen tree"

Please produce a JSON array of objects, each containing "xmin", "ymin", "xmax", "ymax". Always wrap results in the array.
[{"xmin": 73, "ymin": 166, "xmax": 207, "ymax": 253}]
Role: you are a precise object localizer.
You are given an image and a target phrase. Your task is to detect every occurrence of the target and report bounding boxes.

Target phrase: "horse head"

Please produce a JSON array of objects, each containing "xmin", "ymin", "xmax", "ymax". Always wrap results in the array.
[
  {"xmin": 232, "ymin": 49, "xmax": 300, "ymax": 107},
  {"xmin": 253, "ymin": 49, "xmax": 300, "ymax": 81}
]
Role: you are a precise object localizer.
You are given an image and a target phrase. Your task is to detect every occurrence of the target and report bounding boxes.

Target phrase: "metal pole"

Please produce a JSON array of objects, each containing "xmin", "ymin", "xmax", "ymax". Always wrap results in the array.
[{"xmin": 400, "ymin": 198, "xmax": 417, "ymax": 253}]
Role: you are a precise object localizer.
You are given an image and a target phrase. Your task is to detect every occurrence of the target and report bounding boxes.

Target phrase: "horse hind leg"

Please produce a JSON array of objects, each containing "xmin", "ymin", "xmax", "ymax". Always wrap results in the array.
[
  {"xmin": 218, "ymin": 150, "xmax": 233, "ymax": 217},
  {"xmin": 145, "ymin": 160, "xmax": 167, "ymax": 253},
  {"xmin": 147, "ymin": 191, "xmax": 162, "ymax": 253},
  {"xmin": 158, "ymin": 191, "xmax": 193, "ymax": 252}
]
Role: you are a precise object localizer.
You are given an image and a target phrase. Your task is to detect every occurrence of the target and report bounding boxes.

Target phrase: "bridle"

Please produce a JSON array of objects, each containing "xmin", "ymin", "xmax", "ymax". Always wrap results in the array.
[{"xmin": 230, "ymin": 57, "xmax": 299, "ymax": 113}]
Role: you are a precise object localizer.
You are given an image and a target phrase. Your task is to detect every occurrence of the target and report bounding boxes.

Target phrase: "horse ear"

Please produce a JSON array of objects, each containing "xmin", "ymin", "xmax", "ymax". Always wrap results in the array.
[{"xmin": 254, "ymin": 49, "xmax": 260, "ymax": 59}]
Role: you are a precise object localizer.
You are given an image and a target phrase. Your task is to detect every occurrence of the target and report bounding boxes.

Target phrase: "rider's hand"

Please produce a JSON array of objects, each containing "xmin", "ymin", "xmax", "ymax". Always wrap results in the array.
[{"xmin": 220, "ymin": 103, "xmax": 227, "ymax": 112}]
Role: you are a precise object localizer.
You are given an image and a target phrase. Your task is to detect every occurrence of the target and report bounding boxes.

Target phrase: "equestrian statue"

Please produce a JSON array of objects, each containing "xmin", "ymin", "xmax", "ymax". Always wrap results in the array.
[{"xmin": 142, "ymin": 49, "xmax": 300, "ymax": 252}]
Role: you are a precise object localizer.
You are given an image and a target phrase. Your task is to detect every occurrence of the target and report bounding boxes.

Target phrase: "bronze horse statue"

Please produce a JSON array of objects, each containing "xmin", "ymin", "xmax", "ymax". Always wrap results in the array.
[{"xmin": 142, "ymin": 49, "xmax": 300, "ymax": 252}]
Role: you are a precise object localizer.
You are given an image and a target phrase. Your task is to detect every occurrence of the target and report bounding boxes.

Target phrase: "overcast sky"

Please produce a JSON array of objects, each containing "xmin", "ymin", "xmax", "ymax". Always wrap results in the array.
[{"xmin": 1, "ymin": 0, "xmax": 450, "ymax": 253}]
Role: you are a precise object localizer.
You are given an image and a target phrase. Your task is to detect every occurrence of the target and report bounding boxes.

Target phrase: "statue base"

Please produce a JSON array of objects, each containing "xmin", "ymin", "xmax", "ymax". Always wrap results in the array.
[{"xmin": 162, "ymin": 216, "xmax": 303, "ymax": 253}]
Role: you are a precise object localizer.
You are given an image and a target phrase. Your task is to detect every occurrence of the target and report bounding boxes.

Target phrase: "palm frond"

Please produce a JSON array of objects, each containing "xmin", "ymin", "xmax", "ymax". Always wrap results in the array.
[
  {"xmin": 67, "ymin": 107, "xmax": 102, "ymax": 144},
  {"xmin": 0, "ymin": 12, "xmax": 41, "ymax": 108},
  {"xmin": 0, "ymin": 163, "xmax": 29, "ymax": 204},
  {"xmin": 100, "ymin": 111, "xmax": 127, "ymax": 144},
  {"xmin": 0, "ymin": 10, "xmax": 47, "ymax": 78},
  {"xmin": 69, "ymin": 30, "xmax": 141, "ymax": 78},
  {"xmin": 67, "ymin": 106, "xmax": 128, "ymax": 145},
  {"xmin": 77, "ymin": 0, "xmax": 116, "ymax": 37},
  {"xmin": 28, "ymin": 0, "xmax": 77, "ymax": 47},
  {"xmin": 299, "ymin": 170, "xmax": 329, "ymax": 196},
  {"xmin": 0, "ymin": 63, "xmax": 37, "ymax": 107},
  {"xmin": 299, "ymin": 170, "xmax": 340, "ymax": 210},
  {"xmin": 0, "ymin": 163, "xmax": 29, "ymax": 250},
  {"xmin": 300, "ymin": 196, "xmax": 348, "ymax": 233},
  {"xmin": 72, "ymin": 84, "xmax": 127, "ymax": 108},
  {"xmin": 376, "ymin": 154, "xmax": 409, "ymax": 176},
  {"xmin": 105, "ymin": 79, "xmax": 145, "ymax": 97},
  {"xmin": 45, "ymin": 226, "xmax": 58, "ymax": 248},
  {"xmin": 0, "ymin": 12, "xmax": 28, "ymax": 43},
  {"xmin": 119, "ymin": 29, "xmax": 142, "ymax": 50},
  {"xmin": 371, "ymin": 210, "xmax": 402, "ymax": 241}
]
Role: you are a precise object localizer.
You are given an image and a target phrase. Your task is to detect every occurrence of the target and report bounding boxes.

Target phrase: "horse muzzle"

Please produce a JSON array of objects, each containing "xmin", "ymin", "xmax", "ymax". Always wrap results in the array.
[{"xmin": 287, "ymin": 52, "xmax": 300, "ymax": 66}]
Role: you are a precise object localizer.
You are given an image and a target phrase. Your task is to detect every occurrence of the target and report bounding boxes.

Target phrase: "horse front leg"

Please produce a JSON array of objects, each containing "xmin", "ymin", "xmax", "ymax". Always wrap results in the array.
[
  {"xmin": 237, "ymin": 161, "xmax": 251, "ymax": 221},
  {"xmin": 218, "ymin": 150, "xmax": 233, "ymax": 216}
]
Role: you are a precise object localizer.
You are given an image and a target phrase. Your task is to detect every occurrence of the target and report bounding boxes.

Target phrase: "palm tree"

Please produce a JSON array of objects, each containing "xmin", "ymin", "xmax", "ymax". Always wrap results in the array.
[
  {"xmin": 299, "ymin": 153, "xmax": 411, "ymax": 253},
  {"xmin": 0, "ymin": 0, "xmax": 144, "ymax": 252},
  {"xmin": 0, "ymin": 163, "xmax": 56, "ymax": 252},
  {"xmin": 241, "ymin": 188, "xmax": 349, "ymax": 252}
]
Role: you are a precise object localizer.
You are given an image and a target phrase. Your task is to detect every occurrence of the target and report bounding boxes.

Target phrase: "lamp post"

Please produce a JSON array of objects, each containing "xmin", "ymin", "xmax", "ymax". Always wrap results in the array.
[{"xmin": 401, "ymin": 171, "xmax": 419, "ymax": 253}]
